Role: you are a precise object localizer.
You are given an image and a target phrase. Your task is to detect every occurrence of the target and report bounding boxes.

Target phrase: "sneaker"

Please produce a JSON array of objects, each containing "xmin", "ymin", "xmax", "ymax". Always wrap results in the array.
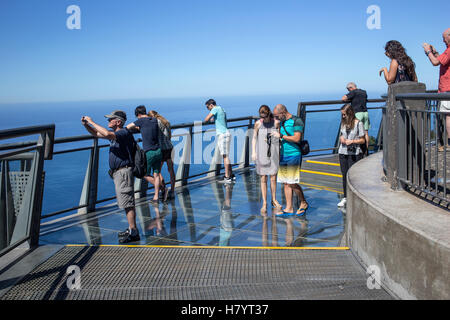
[
  {"xmin": 230, "ymin": 174, "xmax": 236, "ymax": 181},
  {"xmin": 118, "ymin": 228, "xmax": 130, "ymax": 238},
  {"xmin": 119, "ymin": 233, "xmax": 140, "ymax": 244},
  {"xmin": 337, "ymin": 198, "xmax": 347, "ymax": 207}
]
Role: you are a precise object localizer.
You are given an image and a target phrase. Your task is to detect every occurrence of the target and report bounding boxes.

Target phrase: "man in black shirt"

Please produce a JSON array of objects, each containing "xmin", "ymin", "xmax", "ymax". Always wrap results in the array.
[
  {"xmin": 342, "ymin": 82, "xmax": 370, "ymax": 155},
  {"xmin": 82, "ymin": 110, "xmax": 140, "ymax": 243},
  {"xmin": 127, "ymin": 106, "xmax": 163, "ymax": 204}
]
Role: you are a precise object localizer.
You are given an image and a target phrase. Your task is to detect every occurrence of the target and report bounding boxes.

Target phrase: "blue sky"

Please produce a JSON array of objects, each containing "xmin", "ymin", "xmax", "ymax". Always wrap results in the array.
[{"xmin": 0, "ymin": 0, "xmax": 448, "ymax": 103}]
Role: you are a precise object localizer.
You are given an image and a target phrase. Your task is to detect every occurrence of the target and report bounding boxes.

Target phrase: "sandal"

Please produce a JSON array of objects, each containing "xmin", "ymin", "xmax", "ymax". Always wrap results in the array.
[
  {"xmin": 296, "ymin": 204, "xmax": 309, "ymax": 217},
  {"xmin": 271, "ymin": 200, "xmax": 282, "ymax": 209},
  {"xmin": 275, "ymin": 210, "xmax": 294, "ymax": 218}
]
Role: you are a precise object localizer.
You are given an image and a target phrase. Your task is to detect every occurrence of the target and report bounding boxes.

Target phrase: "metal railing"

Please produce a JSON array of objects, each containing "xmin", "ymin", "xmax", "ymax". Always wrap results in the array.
[
  {"xmin": 37, "ymin": 116, "xmax": 256, "ymax": 221},
  {"xmin": 0, "ymin": 98, "xmax": 388, "ymax": 247},
  {"xmin": 298, "ymin": 99, "xmax": 386, "ymax": 155},
  {"xmin": 0, "ymin": 124, "xmax": 55, "ymax": 256},
  {"xmin": 392, "ymin": 92, "xmax": 450, "ymax": 206}
]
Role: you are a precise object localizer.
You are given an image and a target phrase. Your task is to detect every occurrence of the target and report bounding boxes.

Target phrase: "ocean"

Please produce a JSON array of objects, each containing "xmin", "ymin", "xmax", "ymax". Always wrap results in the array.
[{"xmin": 0, "ymin": 92, "xmax": 384, "ymax": 221}]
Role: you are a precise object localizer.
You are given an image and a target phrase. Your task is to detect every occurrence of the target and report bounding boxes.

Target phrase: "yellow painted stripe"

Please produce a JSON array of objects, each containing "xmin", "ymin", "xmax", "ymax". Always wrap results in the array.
[
  {"xmin": 301, "ymin": 182, "xmax": 344, "ymax": 195},
  {"xmin": 301, "ymin": 169, "xmax": 342, "ymax": 178},
  {"xmin": 66, "ymin": 244, "xmax": 349, "ymax": 250},
  {"xmin": 306, "ymin": 160, "xmax": 340, "ymax": 167}
]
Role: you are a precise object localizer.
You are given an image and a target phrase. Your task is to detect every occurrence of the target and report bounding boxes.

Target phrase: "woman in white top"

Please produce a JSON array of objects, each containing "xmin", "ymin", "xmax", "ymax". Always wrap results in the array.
[{"xmin": 338, "ymin": 104, "xmax": 365, "ymax": 207}]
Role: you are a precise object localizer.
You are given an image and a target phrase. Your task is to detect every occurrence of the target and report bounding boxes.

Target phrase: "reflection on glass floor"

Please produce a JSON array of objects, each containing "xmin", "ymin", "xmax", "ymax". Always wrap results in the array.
[{"xmin": 39, "ymin": 168, "xmax": 346, "ymax": 247}]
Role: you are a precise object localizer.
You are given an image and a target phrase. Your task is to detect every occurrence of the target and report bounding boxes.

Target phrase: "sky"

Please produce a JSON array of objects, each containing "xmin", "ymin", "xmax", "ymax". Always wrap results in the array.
[{"xmin": 0, "ymin": 0, "xmax": 449, "ymax": 104}]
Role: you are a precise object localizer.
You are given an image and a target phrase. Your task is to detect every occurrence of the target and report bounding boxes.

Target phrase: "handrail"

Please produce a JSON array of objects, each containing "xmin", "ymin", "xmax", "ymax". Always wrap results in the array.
[
  {"xmin": 395, "ymin": 92, "xmax": 450, "ymax": 101},
  {"xmin": 383, "ymin": 88, "xmax": 449, "ymax": 209},
  {"xmin": 0, "ymin": 124, "xmax": 55, "ymax": 141}
]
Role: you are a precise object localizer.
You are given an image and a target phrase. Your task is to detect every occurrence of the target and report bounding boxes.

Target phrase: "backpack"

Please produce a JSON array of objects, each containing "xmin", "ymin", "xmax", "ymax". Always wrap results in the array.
[
  {"xmin": 126, "ymin": 129, "xmax": 147, "ymax": 179},
  {"xmin": 132, "ymin": 142, "xmax": 147, "ymax": 178}
]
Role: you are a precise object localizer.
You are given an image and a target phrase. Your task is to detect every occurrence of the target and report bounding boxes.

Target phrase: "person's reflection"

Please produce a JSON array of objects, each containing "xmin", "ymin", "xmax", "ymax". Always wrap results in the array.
[
  {"xmin": 266, "ymin": 215, "xmax": 309, "ymax": 247},
  {"xmin": 292, "ymin": 217, "xmax": 309, "ymax": 247},
  {"xmin": 146, "ymin": 203, "xmax": 168, "ymax": 242},
  {"xmin": 219, "ymin": 184, "xmax": 234, "ymax": 246}
]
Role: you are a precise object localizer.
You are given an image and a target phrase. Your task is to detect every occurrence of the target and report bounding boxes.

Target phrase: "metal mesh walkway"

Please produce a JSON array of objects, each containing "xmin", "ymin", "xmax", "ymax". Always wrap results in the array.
[{"xmin": 1, "ymin": 246, "xmax": 393, "ymax": 300}]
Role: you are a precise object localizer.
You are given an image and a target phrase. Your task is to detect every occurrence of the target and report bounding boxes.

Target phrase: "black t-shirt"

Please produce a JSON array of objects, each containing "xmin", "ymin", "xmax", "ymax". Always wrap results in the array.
[
  {"xmin": 109, "ymin": 128, "xmax": 135, "ymax": 170},
  {"xmin": 134, "ymin": 117, "xmax": 160, "ymax": 152},
  {"xmin": 346, "ymin": 89, "xmax": 368, "ymax": 113}
]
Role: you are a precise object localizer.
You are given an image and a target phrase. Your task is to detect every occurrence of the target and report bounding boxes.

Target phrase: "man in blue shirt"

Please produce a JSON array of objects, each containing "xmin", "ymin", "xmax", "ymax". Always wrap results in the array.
[
  {"xmin": 81, "ymin": 110, "xmax": 139, "ymax": 243},
  {"xmin": 204, "ymin": 99, "xmax": 235, "ymax": 184},
  {"xmin": 272, "ymin": 104, "xmax": 309, "ymax": 217},
  {"xmin": 126, "ymin": 105, "xmax": 163, "ymax": 204}
]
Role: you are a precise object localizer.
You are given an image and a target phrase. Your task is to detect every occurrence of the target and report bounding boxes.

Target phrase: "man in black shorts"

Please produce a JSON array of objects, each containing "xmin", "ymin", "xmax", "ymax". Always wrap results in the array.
[
  {"xmin": 342, "ymin": 82, "xmax": 369, "ymax": 156},
  {"xmin": 81, "ymin": 110, "xmax": 140, "ymax": 243},
  {"xmin": 127, "ymin": 106, "xmax": 163, "ymax": 204}
]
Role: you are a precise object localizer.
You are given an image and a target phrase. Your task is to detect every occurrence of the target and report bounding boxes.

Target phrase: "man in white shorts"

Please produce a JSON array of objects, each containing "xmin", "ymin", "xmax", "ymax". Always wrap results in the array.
[
  {"xmin": 204, "ymin": 99, "xmax": 235, "ymax": 184},
  {"xmin": 423, "ymin": 28, "xmax": 450, "ymax": 151}
]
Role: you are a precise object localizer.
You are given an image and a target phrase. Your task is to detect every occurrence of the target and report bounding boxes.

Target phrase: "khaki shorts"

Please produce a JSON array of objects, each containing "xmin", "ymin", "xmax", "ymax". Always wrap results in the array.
[
  {"xmin": 113, "ymin": 167, "xmax": 135, "ymax": 209},
  {"xmin": 439, "ymin": 100, "xmax": 450, "ymax": 113}
]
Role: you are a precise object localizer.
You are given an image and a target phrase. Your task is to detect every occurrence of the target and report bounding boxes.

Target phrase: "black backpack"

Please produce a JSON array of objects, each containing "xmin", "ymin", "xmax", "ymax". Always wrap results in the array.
[
  {"xmin": 126, "ymin": 129, "xmax": 147, "ymax": 179},
  {"xmin": 132, "ymin": 142, "xmax": 147, "ymax": 178}
]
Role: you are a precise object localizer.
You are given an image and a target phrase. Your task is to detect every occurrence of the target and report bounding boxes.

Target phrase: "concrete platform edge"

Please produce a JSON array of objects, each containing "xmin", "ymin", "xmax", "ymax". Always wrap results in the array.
[{"xmin": 346, "ymin": 152, "xmax": 450, "ymax": 300}]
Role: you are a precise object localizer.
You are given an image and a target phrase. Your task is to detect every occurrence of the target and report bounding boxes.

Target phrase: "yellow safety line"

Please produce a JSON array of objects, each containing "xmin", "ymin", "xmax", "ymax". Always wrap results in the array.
[
  {"xmin": 66, "ymin": 244, "xmax": 349, "ymax": 250},
  {"xmin": 301, "ymin": 182, "xmax": 343, "ymax": 195},
  {"xmin": 306, "ymin": 160, "xmax": 340, "ymax": 167},
  {"xmin": 301, "ymin": 169, "xmax": 342, "ymax": 178}
]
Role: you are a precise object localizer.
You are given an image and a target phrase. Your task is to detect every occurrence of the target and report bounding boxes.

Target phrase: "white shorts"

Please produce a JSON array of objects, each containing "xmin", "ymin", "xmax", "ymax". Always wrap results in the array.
[
  {"xmin": 217, "ymin": 132, "xmax": 231, "ymax": 156},
  {"xmin": 439, "ymin": 100, "xmax": 450, "ymax": 113}
]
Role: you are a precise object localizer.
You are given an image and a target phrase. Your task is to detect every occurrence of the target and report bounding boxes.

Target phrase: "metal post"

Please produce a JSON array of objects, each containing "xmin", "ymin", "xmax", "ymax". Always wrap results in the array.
[
  {"xmin": 239, "ymin": 118, "xmax": 253, "ymax": 169},
  {"xmin": 175, "ymin": 127, "xmax": 192, "ymax": 187},
  {"xmin": 78, "ymin": 138, "xmax": 99, "ymax": 214}
]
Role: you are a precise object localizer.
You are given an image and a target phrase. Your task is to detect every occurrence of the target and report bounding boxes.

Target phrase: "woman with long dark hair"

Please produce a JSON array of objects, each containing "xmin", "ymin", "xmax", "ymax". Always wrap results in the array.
[
  {"xmin": 337, "ymin": 104, "xmax": 365, "ymax": 208},
  {"xmin": 379, "ymin": 40, "xmax": 418, "ymax": 84},
  {"xmin": 148, "ymin": 110, "xmax": 175, "ymax": 201},
  {"xmin": 251, "ymin": 105, "xmax": 282, "ymax": 214}
]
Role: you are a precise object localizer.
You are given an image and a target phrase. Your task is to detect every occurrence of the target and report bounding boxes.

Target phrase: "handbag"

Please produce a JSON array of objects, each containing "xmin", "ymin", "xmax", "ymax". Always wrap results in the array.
[{"xmin": 281, "ymin": 121, "xmax": 310, "ymax": 156}]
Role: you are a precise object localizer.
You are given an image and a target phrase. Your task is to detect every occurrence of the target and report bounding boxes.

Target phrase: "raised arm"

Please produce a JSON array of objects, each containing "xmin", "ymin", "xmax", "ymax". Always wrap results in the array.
[
  {"xmin": 423, "ymin": 43, "xmax": 441, "ymax": 66},
  {"xmin": 380, "ymin": 59, "xmax": 399, "ymax": 84},
  {"xmin": 82, "ymin": 116, "xmax": 116, "ymax": 140}
]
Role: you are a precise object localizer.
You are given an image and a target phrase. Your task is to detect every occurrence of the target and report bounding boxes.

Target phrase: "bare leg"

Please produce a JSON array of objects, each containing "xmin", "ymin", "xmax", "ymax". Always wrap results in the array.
[
  {"xmin": 291, "ymin": 184, "xmax": 308, "ymax": 210},
  {"xmin": 144, "ymin": 175, "xmax": 155, "ymax": 185},
  {"xmin": 270, "ymin": 175, "xmax": 281, "ymax": 207},
  {"xmin": 283, "ymin": 184, "xmax": 294, "ymax": 213},
  {"xmin": 223, "ymin": 155, "xmax": 232, "ymax": 178},
  {"xmin": 260, "ymin": 175, "xmax": 268, "ymax": 212},
  {"xmin": 153, "ymin": 172, "xmax": 160, "ymax": 201},
  {"xmin": 166, "ymin": 159, "xmax": 176, "ymax": 193},
  {"xmin": 125, "ymin": 207, "xmax": 137, "ymax": 231}
]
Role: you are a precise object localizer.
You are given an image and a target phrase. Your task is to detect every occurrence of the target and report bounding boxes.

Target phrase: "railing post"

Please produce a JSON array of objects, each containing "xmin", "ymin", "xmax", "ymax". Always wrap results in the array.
[
  {"xmin": 78, "ymin": 138, "xmax": 99, "ymax": 214},
  {"xmin": 239, "ymin": 118, "xmax": 253, "ymax": 168},
  {"xmin": 384, "ymin": 82, "xmax": 426, "ymax": 190},
  {"xmin": 0, "ymin": 160, "xmax": 15, "ymax": 250},
  {"xmin": 175, "ymin": 126, "xmax": 192, "ymax": 187},
  {"xmin": 208, "ymin": 139, "xmax": 222, "ymax": 177},
  {"xmin": 22, "ymin": 134, "xmax": 46, "ymax": 247}
]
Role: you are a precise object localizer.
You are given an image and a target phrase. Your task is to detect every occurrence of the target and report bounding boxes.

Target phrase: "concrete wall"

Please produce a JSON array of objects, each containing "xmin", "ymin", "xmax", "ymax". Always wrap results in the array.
[{"xmin": 346, "ymin": 152, "xmax": 450, "ymax": 300}]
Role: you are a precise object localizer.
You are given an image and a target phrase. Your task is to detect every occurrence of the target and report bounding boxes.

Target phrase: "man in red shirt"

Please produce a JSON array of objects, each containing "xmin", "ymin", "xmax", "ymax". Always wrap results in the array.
[{"xmin": 423, "ymin": 28, "xmax": 450, "ymax": 151}]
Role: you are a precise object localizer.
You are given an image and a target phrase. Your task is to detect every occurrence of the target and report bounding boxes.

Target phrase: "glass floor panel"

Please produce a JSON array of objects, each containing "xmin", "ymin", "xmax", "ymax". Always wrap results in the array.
[{"xmin": 40, "ymin": 168, "xmax": 346, "ymax": 247}]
